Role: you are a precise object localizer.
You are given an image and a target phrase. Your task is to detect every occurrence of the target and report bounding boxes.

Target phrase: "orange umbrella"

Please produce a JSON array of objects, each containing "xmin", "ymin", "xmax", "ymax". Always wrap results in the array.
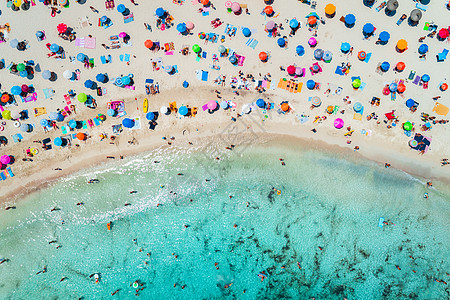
[
  {"xmin": 396, "ymin": 62, "xmax": 405, "ymax": 71},
  {"xmin": 325, "ymin": 4, "xmax": 336, "ymax": 16},
  {"xmin": 396, "ymin": 39, "xmax": 407, "ymax": 51},
  {"xmin": 144, "ymin": 40, "xmax": 153, "ymax": 49},
  {"xmin": 326, "ymin": 105, "xmax": 334, "ymax": 114},
  {"xmin": 76, "ymin": 132, "xmax": 86, "ymax": 141},
  {"xmin": 281, "ymin": 103, "xmax": 289, "ymax": 112},
  {"xmin": 201, "ymin": 0, "xmax": 209, "ymax": 5},
  {"xmin": 264, "ymin": 6, "xmax": 273, "ymax": 15},
  {"xmin": 259, "ymin": 52, "xmax": 268, "ymax": 61},
  {"xmin": 1, "ymin": 94, "xmax": 10, "ymax": 103},
  {"xmin": 308, "ymin": 16, "xmax": 317, "ymax": 25},
  {"xmin": 440, "ymin": 83, "xmax": 448, "ymax": 91},
  {"xmin": 397, "ymin": 84, "xmax": 406, "ymax": 93}
]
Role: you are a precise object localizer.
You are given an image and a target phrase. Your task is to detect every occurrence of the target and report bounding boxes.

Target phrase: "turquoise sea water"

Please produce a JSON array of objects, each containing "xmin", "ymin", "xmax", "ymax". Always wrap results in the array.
[{"xmin": 0, "ymin": 140, "xmax": 449, "ymax": 299}]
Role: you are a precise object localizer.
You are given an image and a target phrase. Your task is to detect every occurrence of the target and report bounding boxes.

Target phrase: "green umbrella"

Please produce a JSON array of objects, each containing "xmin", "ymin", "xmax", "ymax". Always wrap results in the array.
[
  {"xmin": 2, "ymin": 110, "xmax": 11, "ymax": 120},
  {"xmin": 78, "ymin": 93, "xmax": 87, "ymax": 103},
  {"xmin": 192, "ymin": 44, "xmax": 201, "ymax": 53},
  {"xmin": 352, "ymin": 78, "xmax": 361, "ymax": 88},
  {"xmin": 403, "ymin": 121, "xmax": 412, "ymax": 131},
  {"xmin": 17, "ymin": 63, "xmax": 26, "ymax": 72}
]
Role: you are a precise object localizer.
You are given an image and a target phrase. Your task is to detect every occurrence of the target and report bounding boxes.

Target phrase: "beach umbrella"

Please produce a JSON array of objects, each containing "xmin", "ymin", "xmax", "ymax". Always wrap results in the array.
[
  {"xmin": 358, "ymin": 51, "xmax": 367, "ymax": 60},
  {"xmin": 363, "ymin": 23, "xmax": 374, "ymax": 35},
  {"xmin": 146, "ymin": 112, "xmax": 155, "ymax": 120},
  {"xmin": 16, "ymin": 63, "xmax": 26, "ymax": 72},
  {"xmin": 20, "ymin": 123, "xmax": 31, "ymax": 132},
  {"xmin": 11, "ymin": 85, "xmax": 22, "ymax": 95},
  {"xmin": 395, "ymin": 61, "xmax": 405, "ymax": 71},
  {"xmin": 242, "ymin": 104, "xmax": 251, "ymax": 114},
  {"xmin": 50, "ymin": 43, "xmax": 60, "ymax": 53},
  {"xmin": 36, "ymin": 31, "xmax": 44, "ymax": 39},
  {"xmin": 397, "ymin": 83, "xmax": 406, "ymax": 93},
  {"xmin": 183, "ymin": 81, "xmax": 189, "ymax": 88},
  {"xmin": 160, "ymin": 106, "xmax": 169, "ymax": 115},
  {"xmin": 306, "ymin": 80, "xmax": 315, "ymax": 89},
  {"xmin": 264, "ymin": 6, "xmax": 273, "ymax": 15},
  {"xmin": 54, "ymin": 137, "xmax": 63, "ymax": 147},
  {"xmin": 122, "ymin": 76, "xmax": 131, "ymax": 86},
  {"xmin": 289, "ymin": 19, "xmax": 299, "ymax": 29},
  {"xmin": 296, "ymin": 45, "xmax": 305, "ymax": 56},
  {"xmin": 57, "ymin": 23, "xmax": 67, "ymax": 33},
  {"xmin": 76, "ymin": 132, "xmax": 86, "ymax": 141},
  {"xmin": 231, "ymin": 2, "xmax": 241, "ymax": 13},
  {"xmin": 440, "ymin": 83, "xmax": 448, "ymax": 91},
  {"xmin": 9, "ymin": 39, "xmax": 18, "ymax": 48},
  {"xmin": 352, "ymin": 78, "xmax": 361, "ymax": 89},
  {"xmin": 410, "ymin": 9, "xmax": 422, "ymax": 23},
  {"xmin": 379, "ymin": 31, "xmax": 390, "ymax": 44},
  {"xmin": 405, "ymin": 99, "xmax": 415, "ymax": 108},
  {"xmin": 229, "ymin": 56, "xmax": 237, "ymax": 64},
  {"xmin": 325, "ymin": 4, "xmax": 336, "ymax": 18},
  {"xmin": 353, "ymin": 102, "xmax": 363, "ymax": 112},
  {"xmin": 63, "ymin": 70, "xmax": 73, "ymax": 79},
  {"xmin": 155, "ymin": 7, "xmax": 165, "ymax": 18},
  {"xmin": 311, "ymin": 96, "xmax": 321, "ymax": 107},
  {"xmin": 77, "ymin": 53, "xmax": 87, "ymax": 62},
  {"xmin": 409, "ymin": 139, "xmax": 418, "ymax": 148},
  {"xmin": 287, "ymin": 65, "xmax": 296, "ymax": 75},
  {"xmin": 100, "ymin": 16, "xmax": 108, "ymax": 23},
  {"xmin": 323, "ymin": 51, "xmax": 332, "ymax": 62},
  {"xmin": 265, "ymin": 21, "xmax": 275, "ymax": 31},
  {"xmin": 1, "ymin": 94, "xmax": 10, "ymax": 104},
  {"xmin": 421, "ymin": 74, "xmax": 430, "ymax": 82},
  {"xmin": 344, "ymin": 14, "xmax": 356, "ymax": 27},
  {"xmin": 314, "ymin": 49, "xmax": 324, "ymax": 60},
  {"xmin": 178, "ymin": 106, "xmax": 188, "ymax": 116},
  {"xmin": 122, "ymin": 118, "xmax": 135, "ymax": 128},
  {"xmin": 220, "ymin": 101, "xmax": 229, "ymax": 110},
  {"xmin": 334, "ymin": 118, "xmax": 344, "ymax": 129},
  {"xmin": 256, "ymin": 99, "xmax": 265, "ymax": 108},
  {"xmin": 386, "ymin": 0, "xmax": 399, "ymax": 11},
  {"xmin": 201, "ymin": 0, "xmax": 210, "ymax": 5},
  {"xmin": 68, "ymin": 119, "xmax": 77, "ymax": 129},
  {"xmin": 341, "ymin": 42, "xmax": 351, "ymax": 53},
  {"xmin": 277, "ymin": 38, "xmax": 285, "ymax": 47},
  {"xmin": 177, "ymin": 23, "xmax": 187, "ymax": 33},
  {"xmin": 144, "ymin": 40, "xmax": 153, "ymax": 49},
  {"xmin": 403, "ymin": 122, "xmax": 412, "ymax": 131},
  {"xmin": 192, "ymin": 44, "xmax": 201, "ymax": 53},
  {"xmin": 186, "ymin": 21, "xmax": 194, "ymax": 30},
  {"xmin": 2, "ymin": 110, "xmax": 11, "ymax": 120},
  {"xmin": 242, "ymin": 27, "xmax": 251, "ymax": 37},
  {"xmin": 10, "ymin": 110, "xmax": 20, "ymax": 120},
  {"xmin": 117, "ymin": 4, "xmax": 126, "ymax": 13},
  {"xmin": 78, "ymin": 93, "xmax": 87, "ymax": 103},
  {"xmin": 1, "ymin": 155, "xmax": 11, "ymax": 165},
  {"xmin": 207, "ymin": 100, "xmax": 217, "ymax": 110},
  {"xmin": 107, "ymin": 109, "xmax": 116, "ymax": 117},
  {"xmin": 84, "ymin": 80, "xmax": 94, "ymax": 89},
  {"xmin": 198, "ymin": 32, "xmax": 206, "ymax": 39},
  {"xmin": 295, "ymin": 67, "xmax": 303, "ymax": 76},
  {"xmin": 118, "ymin": 32, "xmax": 127, "ymax": 38},
  {"xmin": 218, "ymin": 45, "xmax": 226, "ymax": 54},
  {"xmin": 13, "ymin": 0, "xmax": 21, "ymax": 6},
  {"xmin": 96, "ymin": 73, "xmax": 107, "ymax": 83},
  {"xmin": 281, "ymin": 103, "xmax": 289, "ymax": 112},
  {"xmin": 21, "ymin": 84, "xmax": 29, "ymax": 93},
  {"xmin": 40, "ymin": 119, "xmax": 49, "ymax": 127},
  {"xmin": 312, "ymin": 64, "xmax": 320, "ymax": 73},
  {"xmin": 259, "ymin": 52, "xmax": 268, "ymax": 61},
  {"xmin": 438, "ymin": 28, "xmax": 449, "ymax": 40},
  {"xmin": 380, "ymin": 61, "xmax": 390, "ymax": 72},
  {"xmin": 307, "ymin": 16, "xmax": 317, "ymax": 26},
  {"xmin": 59, "ymin": 0, "xmax": 68, "ymax": 6},
  {"xmin": 308, "ymin": 37, "xmax": 317, "ymax": 47},
  {"xmin": 19, "ymin": 70, "xmax": 28, "ymax": 77},
  {"xmin": 389, "ymin": 83, "xmax": 398, "ymax": 92},
  {"xmin": 418, "ymin": 44, "xmax": 428, "ymax": 54},
  {"xmin": 114, "ymin": 77, "xmax": 124, "ymax": 87}
]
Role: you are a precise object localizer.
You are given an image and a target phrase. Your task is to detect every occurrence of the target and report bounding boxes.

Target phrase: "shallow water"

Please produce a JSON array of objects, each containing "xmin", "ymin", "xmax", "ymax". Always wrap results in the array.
[{"xmin": 0, "ymin": 141, "xmax": 449, "ymax": 299}]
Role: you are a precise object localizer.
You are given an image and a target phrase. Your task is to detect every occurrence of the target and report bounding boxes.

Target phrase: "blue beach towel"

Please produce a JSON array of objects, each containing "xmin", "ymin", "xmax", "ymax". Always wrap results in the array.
[
  {"xmin": 364, "ymin": 53, "xmax": 372, "ymax": 63},
  {"xmin": 100, "ymin": 56, "xmax": 107, "ymax": 64},
  {"xmin": 124, "ymin": 54, "xmax": 130, "ymax": 62}
]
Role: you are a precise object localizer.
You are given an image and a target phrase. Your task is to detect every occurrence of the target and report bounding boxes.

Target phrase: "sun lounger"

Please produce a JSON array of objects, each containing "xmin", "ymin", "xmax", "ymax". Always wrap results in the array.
[{"xmin": 61, "ymin": 125, "xmax": 68, "ymax": 134}]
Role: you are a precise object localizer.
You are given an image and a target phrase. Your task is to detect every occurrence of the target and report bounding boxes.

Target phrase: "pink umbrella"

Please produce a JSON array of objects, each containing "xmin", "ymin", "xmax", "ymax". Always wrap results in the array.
[
  {"xmin": 1, "ymin": 155, "xmax": 10, "ymax": 165},
  {"xmin": 266, "ymin": 21, "xmax": 275, "ymax": 31},
  {"xmin": 119, "ymin": 32, "xmax": 127, "ymax": 38},
  {"xmin": 334, "ymin": 118, "xmax": 344, "ymax": 129},
  {"xmin": 207, "ymin": 100, "xmax": 217, "ymax": 110},
  {"xmin": 308, "ymin": 37, "xmax": 317, "ymax": 47},
  {"xmin": 186, "ymin": 21, "xmax": 194, "ymax": 30},
  {"xmin": 438, "ymin": 28, "xmax": 449, "ymax": 39},
  {"xmin": 225, "ymin": 0, "xmax": 232, "ymax": 8},
  {"xmin": 287, "ymin": 65, "xmax": 296, "ymax": 75},
  {"xmin": 231, "ymin": 2, "xmax": 241, "ymax": 13},
  {"xmin": 295, "ymin": 67, "xmax": 303, "ymax": 76},
  {"xmin": 21, "ymin": 84, "xmax": 29, "ymax": 93}
]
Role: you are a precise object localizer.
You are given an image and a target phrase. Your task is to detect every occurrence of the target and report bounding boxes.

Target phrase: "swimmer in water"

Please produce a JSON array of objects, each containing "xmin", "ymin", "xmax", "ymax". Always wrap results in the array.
[
  {"xmin": 76, "ymin": 202, "xmax": 84, "ymax": 206},
  {"xmin": 88, "ymin": 179, "xmax": 99, "ymax": 184},
  {"xmin": 130, "ymin": 191, "xmax": 138, "ymax": 194}
]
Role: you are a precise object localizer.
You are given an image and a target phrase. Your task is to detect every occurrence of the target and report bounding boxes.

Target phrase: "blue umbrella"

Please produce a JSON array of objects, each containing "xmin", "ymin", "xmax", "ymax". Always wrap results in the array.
[
  {"xmin": 122, "ymin": 118, "xmax": 135, "ymax": 128},
  {"xmin": 20, "ymin": 124, "xmax": 30, "ymax": 132},
  {"xmin": 117, "ymin": 4, "xmax": 126, "ymax": 13},
  {"xmin": 220, "ymin": 100, "xmax": 228, "ymax": 110},
  {"xmin": 242, "ymin": 27, "xmax": 251, "ymax": 37},
  {"xmin": 421, "ymin": 74, "xmax": 430, "ymax": 82},
  {"xmin": 296, "ymin": 45, "xmax": 305, "ymax": 56},
  {"xmin": 183, "ymin": 81, "xmax": 189, "ymax": 88},
  {"xmin": 42, "ymin": 70, "xmax": 51, "ymax": 80},
  {"xmin": 77, "ymin": 53, "xmax": 87, "ymax": 62},
  {"xmin": 9, "ymin": 39, "xmax": 18, "ymax": 48},
  {"xmin": 277, "ymin": 38, "xmax": 285, "ymax": 47},
  {"xmin": 314, "ymin": 49, "xmax": 324, "ymax": 60},
  {"xmin": 20, "ymin": 70, "xmax": 28, "ymax": 77},
  {"xmin": 363, "ymin": 23, "xmax": 374, "ymax": 34},
  {"xmin": 379, "ymin": 31, "xmax": 390, "ymax": 43},
  {"xmin": 156, "ymin": 8, "xmax": 165, "ymax": 18},
  {"xmin": 380, "ymin": 61, "xmax": 390, "ymax": 72},
  {"xmin": 68, "ymin": 119, "xmax": 77, "ymax": 129},
  {"xmin": 115, "ymin": 77, "xmax": 124, "ymax": 87},
  {"xmin": 389, "ymin": 83, "xmax": 398, "ymax": 92},
  {"xmin": 418, "ymin": 44, "xmax": 428, "ymax": 54},
  {"xmin": 229, "ymin": 56, "xmax": 237, "ymax": 64},
  {"xmin": 307, "ymin": 80, "xmax": 315, "ymax": 89},
  {"xmin": 50, "ymin": 43, "xmax": 59, "ymax": 52},
  {"xmin": 107, "ymin": 109, "xmax": 116, "ymax": 117},
  {"xmin": 289, "ymin": 19, "xmax": 299, "ymax": 29},
  {"xmin": 353, "ymin": 102, "xmax": 363, "ymax": 112},
  {"xmin": 11, "ymin": 85, "xmax": 22, "ymax": 95},
  {"xmin": 36, "ymin": 31, "xmax": 44, "ymax": 38},
  {"xmin": 405, "ymin": 99, "xmax": 415, "ymax": 108},
  {"xmin": 122, "ymin": 76, "xmax": 131, "ymax": 86},
  {"xmin": 40, "ymin": 119, "xmax": 49, "ymax": 127},
  {"xmin": 84, "ymin": 80, "xmax": 94, "ymax": 89},
  {"xmin": 323, "ymin": 51, "xmax": 332, "ymax": 62},
  {"xmin": 178, "ymin": 106, "xmax": 188, "ymax": 116},
  {"xmin": 256, "ymin": 99, "xmax": 265, "ymax": 108},
  {"xmin": 176, "ymin": 23, "xmax": 187, "ymax": 33},
  {"xmin": 341, "ymin": 42, "xmax": 351, "ymax": 53},
  {"xmin": 96, "ymin": 73, "xmax": 107, "ymax": 83},
  {"xmin": 54, "ymin": 137, "xmax": 63, "ymax": 146},
  {"xmin": 344, "ymin": 14, "xmax": 356, "ymax": 27},
  {"xmin": 146, "ymin": 112, "xmax": 155, "ymax": 120}
]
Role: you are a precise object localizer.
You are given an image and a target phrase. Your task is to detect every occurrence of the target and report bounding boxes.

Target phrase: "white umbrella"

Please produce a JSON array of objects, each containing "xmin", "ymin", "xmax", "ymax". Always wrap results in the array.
[
  {"xmin": 242, "ymin": 104, "xmax": 252, "ymax": 114},
  {"xmin": 63, "ymin": 70, "xmax": 72, "ymax": 79},
  {"xmin": 160, "ymin": 106, "xmax": 169, "ymax": 114},
  {"xmin": 10, "ymin": 111, "xmax": 21, "ymax": 120}
]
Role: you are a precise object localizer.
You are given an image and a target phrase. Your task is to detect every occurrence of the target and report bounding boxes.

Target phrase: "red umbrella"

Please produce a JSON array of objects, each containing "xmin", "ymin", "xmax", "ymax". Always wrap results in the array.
[
  {"xmin": 57, "ymin": 23, "xmax": 68, "ymax": 34},
  {"xmin": 144, "ymin": 40, "xmax": 153, "ymax": 49},
  {"xmin": 259, "ymin": 52, "xmax": 268, "ymax": 61},
  {"xmin": 438, "ymin": 28, "xmax": 449, "ymax": 39},
  {"xmin": 287, "ymin": 65, "xmax": 296, "ymax": 75}
]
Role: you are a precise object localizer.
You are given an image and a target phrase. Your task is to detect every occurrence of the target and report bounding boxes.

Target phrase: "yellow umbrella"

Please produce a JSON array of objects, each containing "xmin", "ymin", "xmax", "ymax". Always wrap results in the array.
[
  {"xmin": 13, "ymin": 0, "xmax": 21, "ymax": 6},
  {"xmin": 325, "ymin": 4, "xmax": 336, "ymax": 16},
  {"xmin": 2, "ymin": 110, "xmax": 12, "ymax": 120}
]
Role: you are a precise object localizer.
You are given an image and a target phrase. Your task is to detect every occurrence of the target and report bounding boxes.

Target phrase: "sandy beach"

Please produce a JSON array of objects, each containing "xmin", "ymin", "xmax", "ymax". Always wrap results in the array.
[{"xmin": 1, "ymin": 0, "xmax": 449, "ymax": 203}]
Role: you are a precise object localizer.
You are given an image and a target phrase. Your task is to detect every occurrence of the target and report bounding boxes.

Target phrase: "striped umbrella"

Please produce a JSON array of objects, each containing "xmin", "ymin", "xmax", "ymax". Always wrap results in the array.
[{"xmin": 311, "ymin": 97, "xmax": 321, "ymax": 107}]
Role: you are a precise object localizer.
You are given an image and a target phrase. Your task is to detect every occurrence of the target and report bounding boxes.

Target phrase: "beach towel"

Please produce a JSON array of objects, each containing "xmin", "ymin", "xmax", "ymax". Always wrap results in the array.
[
  {"xmin": 61, "ymin": 125, "xmax": 68, "ymax": 134},
  {"xmin": 82, "ymin": 120, "xmax": 88, "ymax": 129},
  {"xmin": 21, "ymin": 92, "xmax": 38, "ymax": 103},
  {"xmin": 412, "ymin": 75, "xmax": 421, "ymax": 85},
  {"xmin": 34, "ymin": 107, "xmax": 46, "ymax": 117},
  {"xmin": 100, "ymin": 56, "xmax": 107, "ymax": 64},
  {"xmin": 364, "ymin": 53, "xmax": 372, "ymax": 63},
  {"xmin": 93, "ymin": 117, "xmax": 100, "ymax": 126},
  {"xmin": 12, "ymin": 133, "xmax": 23, "ymax": 143},
  {"xmin": 245, "ymin": 38, "xmax": 258, "ymax": 49},
  {"xmin": 124, "ymin": 13, "xmax": 134, "ymax": 23},
  {"xmin": 436, "ymin": 49, "xmax": 448, "ymax": 62},
  {"xmin": 84, "ymin": 37, "xmax": 96, "ymax": 49},
  {"xmin": 75, "ymin": 37, "xmax": 85, "ymax": 47},
  {"xmin": 43, "ymin": 88, "xmax": 54, "ymax": 99},
  {"xmin": 64, "ymin": 94, "xmax": 71, "ymax": 105},
  {"xmin": 432, "ymin": 102, "xmax": 449, "ymax": 116},
  {"xmin": 335, "ymin": 66, "xmax": 345, "ymax": 76},
  {"xmin": 415, "ymin": 3, "xmax": 427, "ymax": 11}
]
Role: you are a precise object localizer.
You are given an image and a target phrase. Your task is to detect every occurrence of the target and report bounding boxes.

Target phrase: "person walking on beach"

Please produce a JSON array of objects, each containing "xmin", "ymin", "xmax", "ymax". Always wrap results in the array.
[{"xmin": 90, "ymin": 6, "xmax": 99, "ymax": 13}]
